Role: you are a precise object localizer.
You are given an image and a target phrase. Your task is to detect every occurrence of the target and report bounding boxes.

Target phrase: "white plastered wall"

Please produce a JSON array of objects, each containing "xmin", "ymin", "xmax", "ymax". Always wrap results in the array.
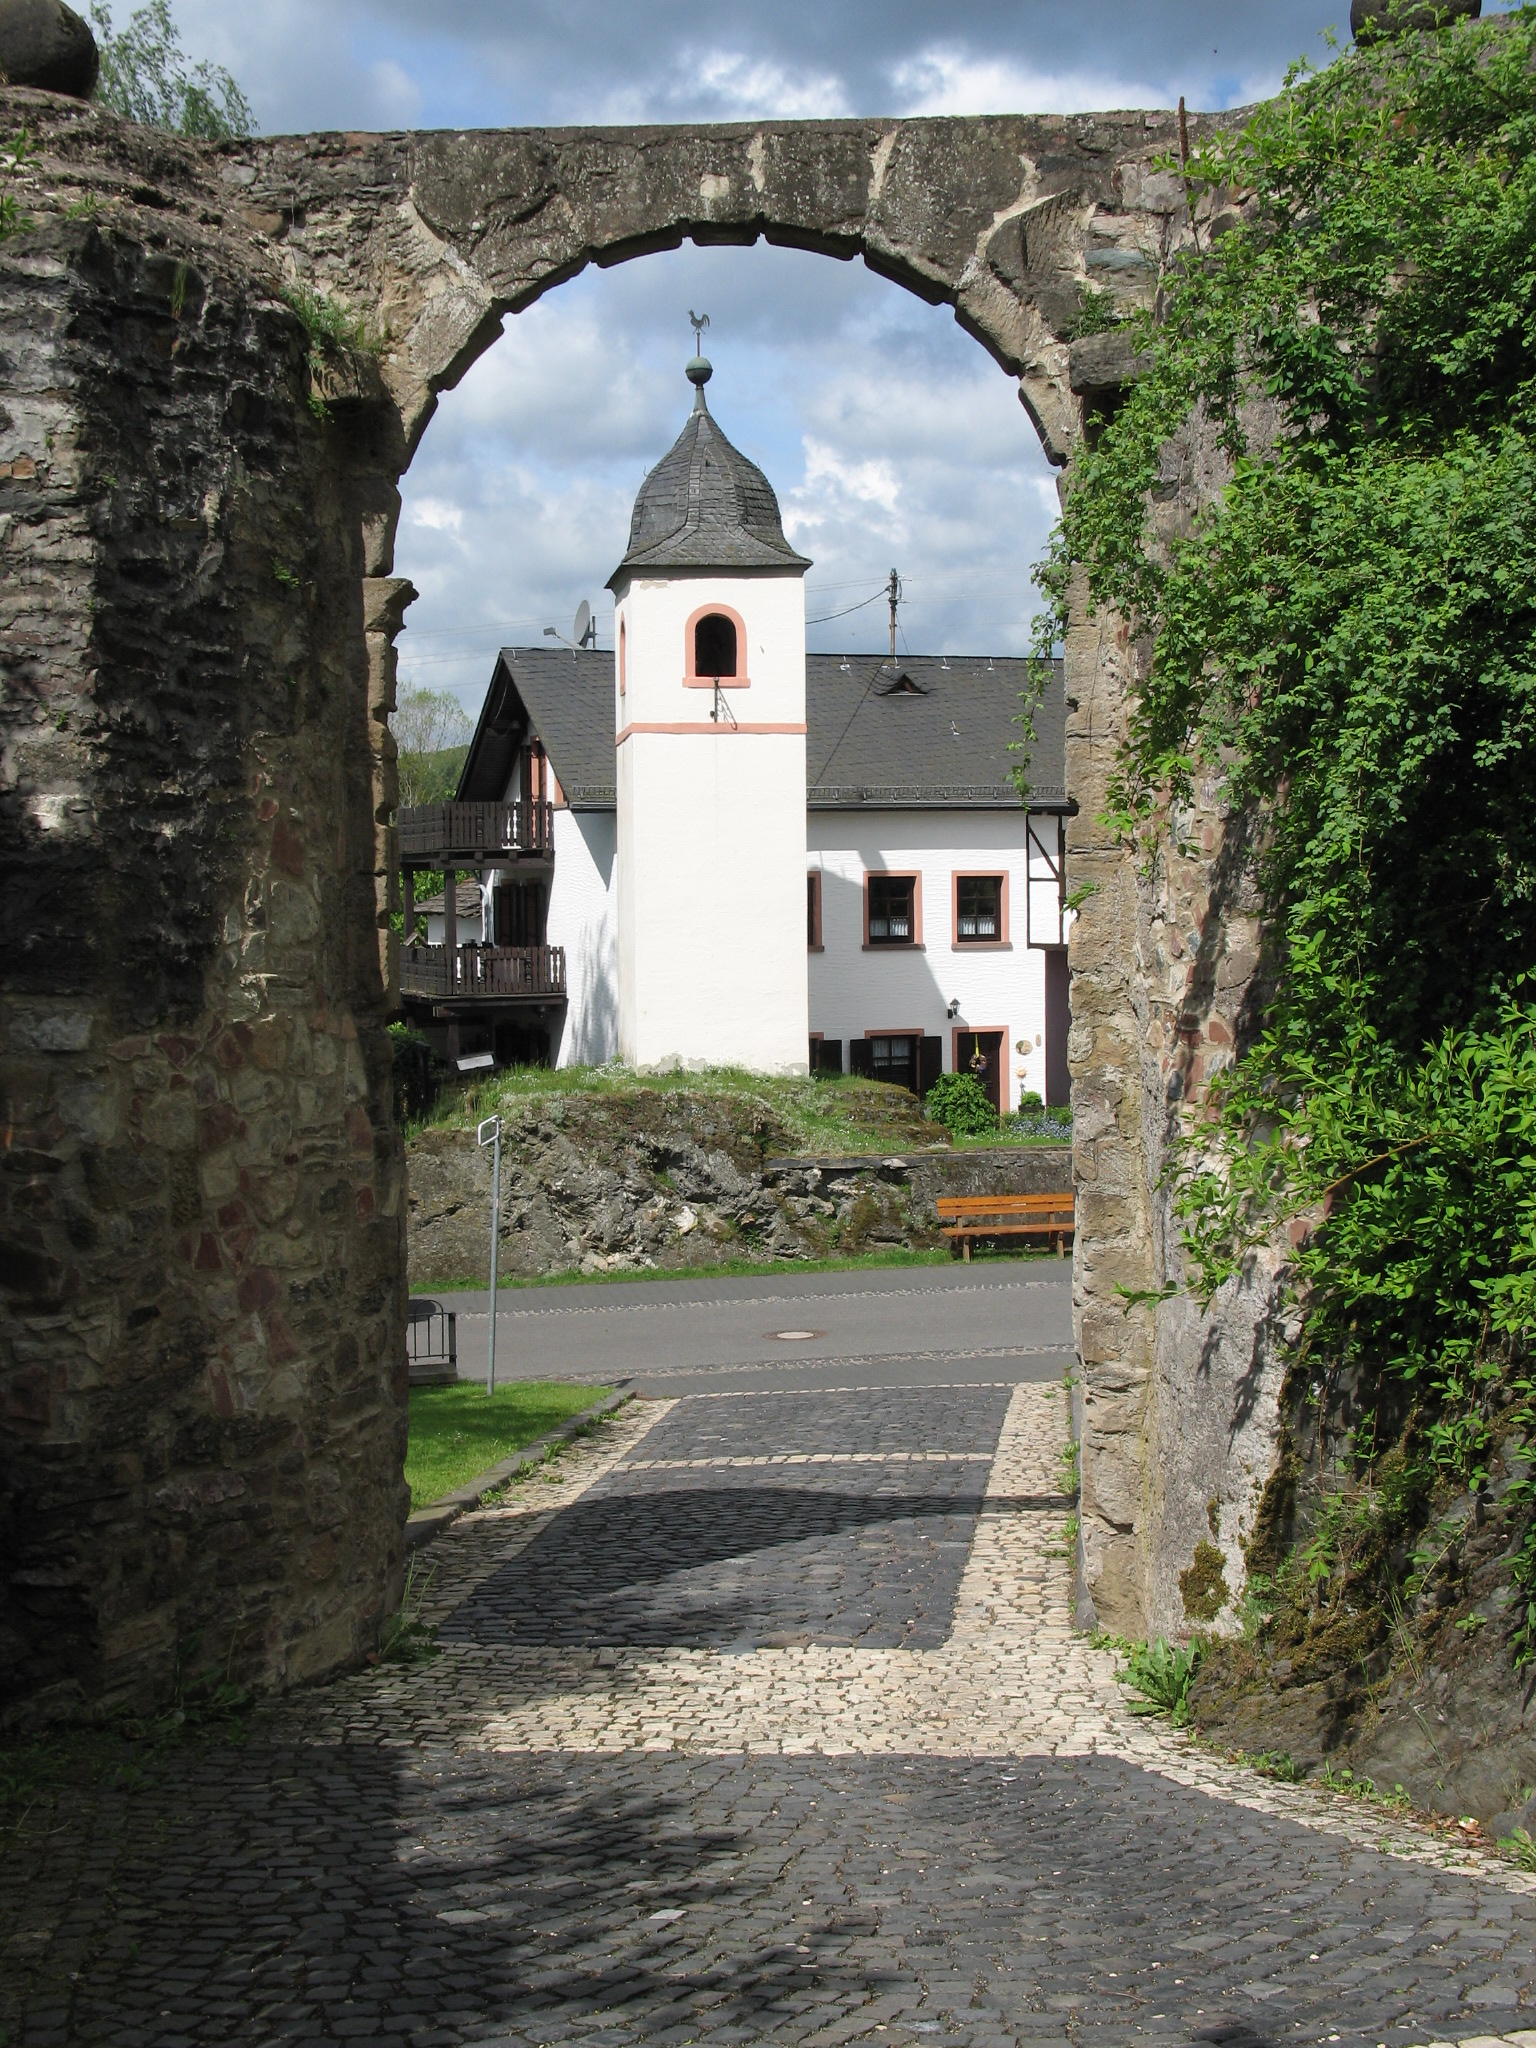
[
  {"xmin": 612, "ymin": 569, "xmax": 808, "ymax": 1073},
  {"xmin": 807, "ymin": 809, "xmax": 1062, "ymax": 1106},
  {"xmin": 547, "ymin": 806, "xmax": 618, "ymax": 1067}
]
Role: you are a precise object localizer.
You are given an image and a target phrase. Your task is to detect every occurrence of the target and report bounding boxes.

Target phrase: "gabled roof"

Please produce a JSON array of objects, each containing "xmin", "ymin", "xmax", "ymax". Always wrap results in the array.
[
  {"xmin": 457, "ymin": 648, "xmax": 1067, "ymax": 814},
  {"xmin": 806, "ymin": 655, "xmax": 1065, "ymax": 810},
  {"xmin": 607, "ymin": 376, "xmax": 810, "ymax": 587},
  {"xmin": 457, "ymin": 649, "xmax": 616, "ymax": 809}
]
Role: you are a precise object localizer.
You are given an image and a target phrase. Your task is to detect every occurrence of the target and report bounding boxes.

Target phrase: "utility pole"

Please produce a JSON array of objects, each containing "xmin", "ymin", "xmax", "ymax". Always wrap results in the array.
[{"xmin": 887, "ymin": 567, "xmax": 902, "ymax": 664}]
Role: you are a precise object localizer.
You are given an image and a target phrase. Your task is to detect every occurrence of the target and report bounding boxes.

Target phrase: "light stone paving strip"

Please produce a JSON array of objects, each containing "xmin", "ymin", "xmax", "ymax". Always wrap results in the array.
[
  {"xmin": 348, "ymin": 1387, "xmax": 1536, "ymax": 1902},
  {"xmin": 621, "ymin": 1452, "xmax": 994, "ymax": 1469}
]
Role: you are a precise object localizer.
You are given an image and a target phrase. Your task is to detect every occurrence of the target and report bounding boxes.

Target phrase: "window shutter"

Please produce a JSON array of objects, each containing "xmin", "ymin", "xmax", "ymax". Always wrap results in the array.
[
  {"xmin": 919, "ymin": 1036, "xmax": 942, "ymax": 1096},
  {"xmin": 821, "ymin": 1038, "xmax": 843, "ymax": 1074},
  {"xmin": 848, "ymin": 1038, "xmax": 873, "ymax": 1078}
]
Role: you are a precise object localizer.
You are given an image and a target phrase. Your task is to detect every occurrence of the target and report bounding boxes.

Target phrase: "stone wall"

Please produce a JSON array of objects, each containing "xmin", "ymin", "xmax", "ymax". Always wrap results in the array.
[
  {"xmin": 0, "ymin": 95, "xmax": 407, "ymax": 1720},
  {"xmin": 0, "ymin": 82, "xmax": 1277, "ymax": 1713}
]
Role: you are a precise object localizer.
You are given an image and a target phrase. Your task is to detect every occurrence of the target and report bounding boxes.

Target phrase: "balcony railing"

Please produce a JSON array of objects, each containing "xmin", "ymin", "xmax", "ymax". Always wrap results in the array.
[
  {"xmin": 399, "ymin": 800, "xmax": 554, "ymax": 865},
  {"xmin": 400, "ymin": 943, "xmax": 567, "ymax": 1003}
]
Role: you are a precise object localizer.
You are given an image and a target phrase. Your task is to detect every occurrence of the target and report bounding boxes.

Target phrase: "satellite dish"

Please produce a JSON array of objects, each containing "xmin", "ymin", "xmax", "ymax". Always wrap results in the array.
[{"xmin": 573, "ymin": 600, "xmax": 591, "ymax": 649}]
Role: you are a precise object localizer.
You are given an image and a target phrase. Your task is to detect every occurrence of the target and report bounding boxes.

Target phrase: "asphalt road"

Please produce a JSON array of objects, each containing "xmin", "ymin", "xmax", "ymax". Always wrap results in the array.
[{"xmin": 419, "ymin": 1259, "xmax": 1073, "ymax": 1396}]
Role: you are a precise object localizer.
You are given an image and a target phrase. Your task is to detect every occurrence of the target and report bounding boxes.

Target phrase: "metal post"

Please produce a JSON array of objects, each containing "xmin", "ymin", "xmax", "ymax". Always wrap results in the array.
[{"xmin": 477, "ymin": 1114, "xmax": 502, "ymax": 1394}]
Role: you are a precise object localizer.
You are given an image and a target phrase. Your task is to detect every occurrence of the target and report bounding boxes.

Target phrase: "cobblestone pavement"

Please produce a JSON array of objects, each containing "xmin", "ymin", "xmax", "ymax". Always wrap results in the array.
[{"xmin": 5, "ymin": 1377, "xmax": 1536, "ymax": 2048}]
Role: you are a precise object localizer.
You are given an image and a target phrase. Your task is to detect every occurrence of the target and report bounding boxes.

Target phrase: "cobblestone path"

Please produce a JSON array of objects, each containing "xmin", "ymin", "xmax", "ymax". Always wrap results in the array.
[{"xmin": 5, "ymin": 1379, "xmax": 1536, "ymax": 2048}]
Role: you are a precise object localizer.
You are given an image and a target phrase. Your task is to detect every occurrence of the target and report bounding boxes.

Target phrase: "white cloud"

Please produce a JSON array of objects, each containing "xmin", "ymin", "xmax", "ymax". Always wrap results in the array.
[
  {"xmin": 890, "ymin": 44, "xmax": 1177, "ymax": 117},
  {"xmin": 366, "ymin": 56, "xmax": 422, "ymax": 126},
  {"xmin": 797, "ymin": 439, "xmax": 902, "ymax": 516},
  {"xmin": 406, "ymin": 496, "xmax": 465, "ymax": 535},
  {"xmin": 689, "ymin": 50, "xmax": 850, "ymax": 119},
  {"xmin": 588, "ymin": 46, "xmax": 851, "ymax": 124}
]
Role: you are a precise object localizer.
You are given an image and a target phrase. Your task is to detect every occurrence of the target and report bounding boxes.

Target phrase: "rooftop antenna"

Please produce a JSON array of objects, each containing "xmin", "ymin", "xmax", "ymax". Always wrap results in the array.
[
  {"xmin": 573, "ymin": 599, "xmax": 595, "ymax": 649},
  {"xmin": 886, "ymin": 567, "xmax": 902, "ymax": 664}
]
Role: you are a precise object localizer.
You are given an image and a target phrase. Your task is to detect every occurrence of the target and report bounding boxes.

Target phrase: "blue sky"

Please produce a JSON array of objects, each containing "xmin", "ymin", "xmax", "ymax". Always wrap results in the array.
[{"xmin": 148, "ymin": 0, "xmax": 1507, "ymax": 712}]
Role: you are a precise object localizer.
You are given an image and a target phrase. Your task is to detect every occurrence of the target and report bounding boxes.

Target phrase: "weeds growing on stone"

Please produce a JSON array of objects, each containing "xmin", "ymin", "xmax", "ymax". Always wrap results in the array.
[
  {"xmin": 0, "ymin": 129, "xmax": 35, "ymax": 241},
  {"xmin": 1249, "ymin": 1750, "xmax": 1303, "ymax": 1782},
  {"xmin": 282, "ymin": 283, "xmax": 383, "ymax": 418},
  {"xmin": 1118, "ymin": 1637, "xmax": 1205, "ymax": 1726},
  {"xmin": 376, "ymin": 1560, "xmax": 440, "ymax": 1666},
  {"xmin": 1320, "ymin": 1761, "xmax": 1410, "ymax": 1812},
  {"xmin": 1498, "ymin": 1826, "xmax": 1536, "ymax": 1872}
]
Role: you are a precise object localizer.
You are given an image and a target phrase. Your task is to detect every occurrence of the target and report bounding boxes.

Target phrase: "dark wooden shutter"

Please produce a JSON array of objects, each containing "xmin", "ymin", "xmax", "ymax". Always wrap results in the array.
[
  {"xmin": 1045, "ymin": 950, "xmax": 1071, "ymax": 1107},
  {"xmin": 919, "ymin": 1036, "xmax": 942, "ymax": 1097},
  {"xmin": 819, "ymin": 1038, "xmax": 843, "ymax": 1074},
  {"xmin": 848, "ymin": 1037, "xmax": 873, "ymax": 1078}
]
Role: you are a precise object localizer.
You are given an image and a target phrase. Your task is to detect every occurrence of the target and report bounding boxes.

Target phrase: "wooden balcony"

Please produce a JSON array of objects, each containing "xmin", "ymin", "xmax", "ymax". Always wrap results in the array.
[
  {"xmin": 400, "ymin": 942, "xmax": 566, "ymax": 1006},
  {"xmin": 399, "ymin": 800, "xmax": 554, "ymax": 866}
]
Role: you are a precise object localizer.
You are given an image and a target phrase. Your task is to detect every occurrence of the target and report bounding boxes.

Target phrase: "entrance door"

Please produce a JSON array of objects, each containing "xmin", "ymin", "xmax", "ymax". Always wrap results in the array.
[
  {"xmin": 954, "ymin": 1030, "xmax": 1004, "ymax": 1116},
  {"xmin": 1044, "ymin": 950, "xmax": 1070, "ymax": 1109}
]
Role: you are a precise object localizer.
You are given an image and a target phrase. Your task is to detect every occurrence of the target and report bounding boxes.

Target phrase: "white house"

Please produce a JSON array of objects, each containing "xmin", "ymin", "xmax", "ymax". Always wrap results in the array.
[{"xmin": 399, "ymin": 355, "xmax": 1073, "ymax": 1109}]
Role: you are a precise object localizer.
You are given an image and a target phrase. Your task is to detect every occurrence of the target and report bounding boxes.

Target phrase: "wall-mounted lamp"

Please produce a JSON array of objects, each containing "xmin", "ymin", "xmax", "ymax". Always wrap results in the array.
[{"xmin": 946, "ymin": 999, "xmax": 960, "ymax": 1019}]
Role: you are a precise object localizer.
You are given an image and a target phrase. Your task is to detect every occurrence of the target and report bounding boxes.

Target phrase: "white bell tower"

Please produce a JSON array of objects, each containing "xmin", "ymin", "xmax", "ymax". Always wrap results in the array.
[{"xmin": 608, "ymin": 338, "xmax": 810, "ymax": 1074}]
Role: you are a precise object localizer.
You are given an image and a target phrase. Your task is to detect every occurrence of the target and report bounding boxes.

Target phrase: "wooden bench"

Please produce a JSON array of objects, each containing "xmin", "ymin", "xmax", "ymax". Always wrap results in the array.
[{"xmin": 936, "ymin": 1192, "xmax": 1075, "ymax": 1260}]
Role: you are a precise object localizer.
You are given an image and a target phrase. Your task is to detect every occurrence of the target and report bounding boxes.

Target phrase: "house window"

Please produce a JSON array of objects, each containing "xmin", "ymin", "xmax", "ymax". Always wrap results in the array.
[
  {"xmin": 807, "ymin": 872, "xmax": 823, "ymax": 950},
  {"xmin": 694, "ymin": 611, "xmax": 737, "ymax": 680},
  {"xmin": 955, "ymin": 873, "xmax": 1004, "ymax": 944},
  {"xmin": 867, "ymin": 874, "xmax": 916, "ymax": 946},
  {"xmin": 869, "ymin": 1035, "xmax": 918, "ymax": 1091},
  {"xmin": 619, "ymin": 617, "xmax": 626, "ymax": 696}
]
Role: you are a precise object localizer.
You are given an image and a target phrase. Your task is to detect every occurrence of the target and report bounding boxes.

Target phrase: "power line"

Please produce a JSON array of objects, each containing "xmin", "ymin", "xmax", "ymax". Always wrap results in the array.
[{"xmin": 805, "ymin": 586, "xmax": 889, "ymax": 627}]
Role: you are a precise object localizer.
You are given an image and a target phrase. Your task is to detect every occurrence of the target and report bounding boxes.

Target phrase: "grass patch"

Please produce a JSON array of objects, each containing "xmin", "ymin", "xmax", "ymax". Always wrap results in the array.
[
  {"xmin": 414, "ymin": 1242, "xmax": 1054, "ymax": 1294},
  {"xmin": 413, "ymin": 1062, "xmax": 943, "ymax": 1155},
  {"xmin": 406, "ymin": 1380, "xmax": 609, "ymax": 1508}
]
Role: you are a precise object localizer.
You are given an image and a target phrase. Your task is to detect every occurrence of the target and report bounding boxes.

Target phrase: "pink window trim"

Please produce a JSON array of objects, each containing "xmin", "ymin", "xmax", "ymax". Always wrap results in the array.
[
  {"xmin": 682, "ymin": 601, "xmax": 751, "ymax": 689},
  {"xmin": 618, "ymin": 616, "xmax": 626, "ymax": 697}
]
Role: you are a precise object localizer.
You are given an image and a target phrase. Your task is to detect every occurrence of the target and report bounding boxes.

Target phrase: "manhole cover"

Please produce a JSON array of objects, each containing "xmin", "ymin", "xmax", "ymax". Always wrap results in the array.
[{"xmin": 770, "ymin": 1329, "xmax": 822, "ymax": 1341}]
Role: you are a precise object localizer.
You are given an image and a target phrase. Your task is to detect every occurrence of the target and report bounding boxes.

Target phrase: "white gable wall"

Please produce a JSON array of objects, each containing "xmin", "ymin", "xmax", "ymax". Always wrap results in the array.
[
  {"xmin": 547, "ymin": 806, "xmax": 618, "ymax": 1067},
  {"xmin": 807, "ymin": 808, "xmax": 1060, "ymax": 1108}
]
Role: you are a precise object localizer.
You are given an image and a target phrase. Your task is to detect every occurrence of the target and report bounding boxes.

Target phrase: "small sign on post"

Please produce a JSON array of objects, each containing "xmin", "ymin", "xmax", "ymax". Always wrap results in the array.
[{"xmin": 476, "ymin": 1114, "xmax": 503, "ymax": 1394}]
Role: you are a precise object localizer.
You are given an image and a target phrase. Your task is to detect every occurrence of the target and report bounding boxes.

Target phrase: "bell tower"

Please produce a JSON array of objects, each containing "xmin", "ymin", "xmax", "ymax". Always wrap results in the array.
[{"xmin": 607, "ymin": 339, "xmax": 811, "ymax": 1073}]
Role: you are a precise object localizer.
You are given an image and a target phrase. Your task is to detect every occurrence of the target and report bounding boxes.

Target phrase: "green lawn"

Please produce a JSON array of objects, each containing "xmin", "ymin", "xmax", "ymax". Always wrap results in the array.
[{"xmin": 406, "ymin": 1380, "xmax": 610, "ymax": 1509}]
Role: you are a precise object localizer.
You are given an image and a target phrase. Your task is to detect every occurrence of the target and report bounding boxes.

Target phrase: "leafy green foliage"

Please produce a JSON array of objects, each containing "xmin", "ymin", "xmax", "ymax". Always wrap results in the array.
[
  {"xmin": 394, "ymin": 687, "xmax": 473, "ymax": 809},
  {"xmin": 1035, "ymin": 12, "xmax": 1536, "ymax": 1665},
  {"xmin": 1067, "ymin": 285, "xmax": 1123, "ymax": 338},
  {"xmin": 90, "ymin": 1, "xmax": 255, "ymax": 139},
  {"xmin": 1118, "ymin": 1636, "xmax": 1205, "ymax": 1725},
  {"xmin": 925, "ymin": 1071, "xmax": 997, "ymax": 1137}
]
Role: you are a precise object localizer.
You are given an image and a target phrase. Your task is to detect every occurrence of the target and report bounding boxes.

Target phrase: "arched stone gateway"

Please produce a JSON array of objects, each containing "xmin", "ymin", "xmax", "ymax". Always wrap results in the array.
[{"xmin": 0, "ymin": 88, "xmax": 1265, "ymax": 1716}]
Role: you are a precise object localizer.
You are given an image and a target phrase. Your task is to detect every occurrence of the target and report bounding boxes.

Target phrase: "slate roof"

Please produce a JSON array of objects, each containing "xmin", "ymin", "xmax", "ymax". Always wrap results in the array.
[
  {"xmin": 458, "ymin": 649, "xmax": 617, "ymax": 810},
  {"xmin": 806, "ymin": 655, "xmax": 1065, "ymax": 810},
  {"xmin": 458, "ymin": 648, "xmax": 1067, "ymax": 814},
  {"xmin": 607, "ymin": 385, "xmax": 811, "ymax": 586}
]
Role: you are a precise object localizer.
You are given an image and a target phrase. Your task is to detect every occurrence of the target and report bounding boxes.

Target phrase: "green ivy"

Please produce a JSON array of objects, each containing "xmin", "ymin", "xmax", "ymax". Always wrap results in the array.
[{"xmin": 1034, "ymin": 13, "xmax": 1536, "ymax": 1661}]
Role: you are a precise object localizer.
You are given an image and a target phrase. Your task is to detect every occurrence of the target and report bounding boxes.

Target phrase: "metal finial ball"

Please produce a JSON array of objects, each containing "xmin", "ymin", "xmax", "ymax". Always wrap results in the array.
[{"xmin": 686, "ymin": 354, "xmax": 713, "ymax": 386}]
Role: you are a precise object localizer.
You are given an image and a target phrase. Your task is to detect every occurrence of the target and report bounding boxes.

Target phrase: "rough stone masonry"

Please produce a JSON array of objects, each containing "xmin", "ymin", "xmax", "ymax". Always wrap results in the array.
[{"xmin": 0, "ymin": 81, "xmax": 1271, "ymax": 1715}]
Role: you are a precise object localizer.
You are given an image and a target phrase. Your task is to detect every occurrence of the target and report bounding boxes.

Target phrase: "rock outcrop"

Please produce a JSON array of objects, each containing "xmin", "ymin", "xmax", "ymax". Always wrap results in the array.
[{"xmin": 406, "ymin": 1091, "xmax": 1071, "ymax": 1285}]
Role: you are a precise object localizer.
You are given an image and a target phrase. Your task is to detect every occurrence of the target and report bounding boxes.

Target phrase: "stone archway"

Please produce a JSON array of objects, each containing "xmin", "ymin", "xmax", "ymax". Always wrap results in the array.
[{"xmin": 0, "ymin": 88, "xmax": 1257, "ymax": 1716}]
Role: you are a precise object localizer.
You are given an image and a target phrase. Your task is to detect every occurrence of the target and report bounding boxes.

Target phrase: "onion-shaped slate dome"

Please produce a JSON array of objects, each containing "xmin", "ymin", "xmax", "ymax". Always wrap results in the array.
[{"xmin": 606, "ymin": 354, "xmax": 811, "ymax": 589}]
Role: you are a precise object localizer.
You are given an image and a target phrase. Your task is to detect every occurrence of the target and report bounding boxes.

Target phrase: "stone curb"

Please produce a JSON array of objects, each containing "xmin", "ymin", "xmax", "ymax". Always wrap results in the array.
[{"xmin": 404, "ymin": 1383, "xmax": 633, "ymax": 1552}]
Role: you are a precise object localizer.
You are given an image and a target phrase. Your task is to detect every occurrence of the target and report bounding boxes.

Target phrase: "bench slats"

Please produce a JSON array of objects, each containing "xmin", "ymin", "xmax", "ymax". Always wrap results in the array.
[{"xmin": 934, "ymin": 1191, "xmax": 1074, "ymax": 1260}]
